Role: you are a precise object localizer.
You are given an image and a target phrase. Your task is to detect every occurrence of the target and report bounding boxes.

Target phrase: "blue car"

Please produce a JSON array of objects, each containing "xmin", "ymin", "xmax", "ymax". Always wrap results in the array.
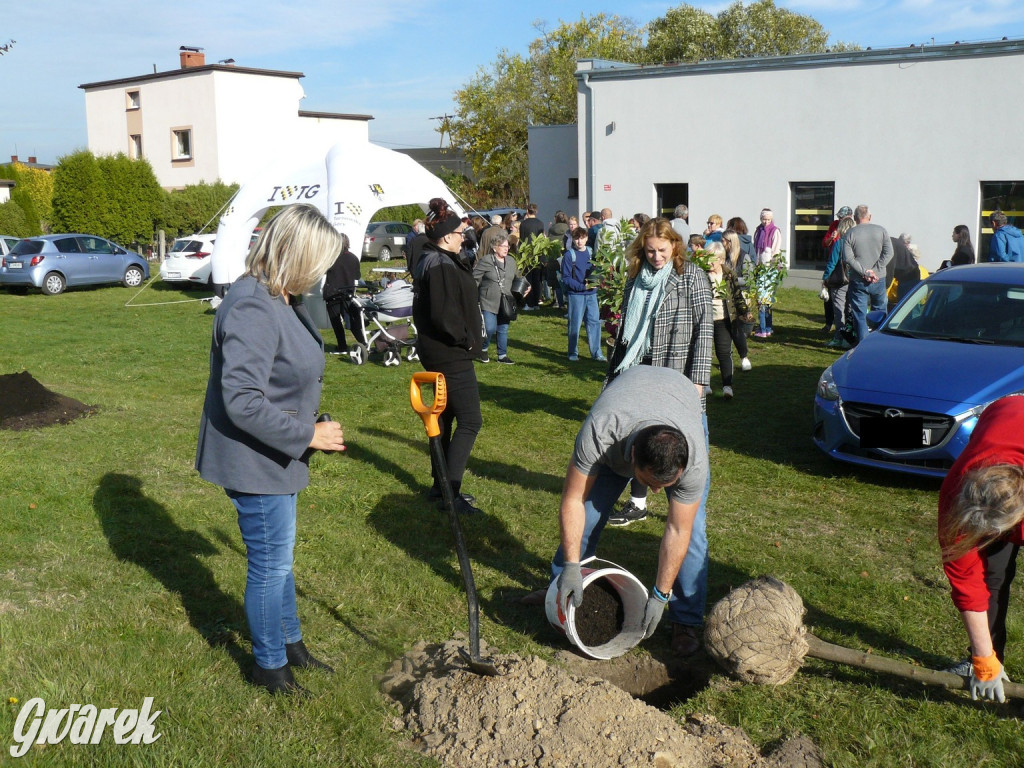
[
  {"xmin": 1, "ymin": 234, "xmax": 149, "ymax": 295},
  {"xmin": 814, "ymin": 263, "xmax": 1024, "ymax": 478}
]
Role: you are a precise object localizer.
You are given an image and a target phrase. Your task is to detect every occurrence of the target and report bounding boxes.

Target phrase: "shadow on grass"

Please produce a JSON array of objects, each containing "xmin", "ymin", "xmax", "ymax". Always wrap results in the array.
[
  {"xmin": 355, "ymin": 425, "xmax": 564, "ymax": 494},
  {"xmin": 93, "ymin": 472, "xmax": 249, "ymax": 676},
  {"xmin": 477, "ymin": 380, "xmax": 592, "ymax": 421},
  {"xmin": 705, "ymin": 361, "xmax": 940, "ymax": 492},
  {"xmin": 367, "ymin": 491, "xmax": 552, "ymax": 620}
]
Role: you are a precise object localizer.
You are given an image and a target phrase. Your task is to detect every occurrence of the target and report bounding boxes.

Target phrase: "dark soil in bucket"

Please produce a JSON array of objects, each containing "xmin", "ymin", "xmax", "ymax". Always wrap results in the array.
[
  {"xmin": 0, "ymin": 371, "xmax": 96, "ymax": 430},
  {"xmin": 574, "ymin": 578, "xmax": 625, "ymax": 647}
]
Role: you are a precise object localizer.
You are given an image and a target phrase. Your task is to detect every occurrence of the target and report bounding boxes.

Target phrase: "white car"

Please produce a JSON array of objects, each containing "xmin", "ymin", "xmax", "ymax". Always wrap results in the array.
[
  {"xmin": 160, "ymin": 234, "xmax": 216, "ymax": 287},
  {"xmin": 0, "ymin": 235, "xmax": 21, "ymax": 258}
]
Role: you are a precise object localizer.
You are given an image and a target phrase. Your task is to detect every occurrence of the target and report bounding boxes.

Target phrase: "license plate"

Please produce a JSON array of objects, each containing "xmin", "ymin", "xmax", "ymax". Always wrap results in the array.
[
  {"xmin": 859, "ymin": 416, "xmax": 926, "ymax": 450},
  {"xmin": 9, "ymin": 262, "xmax": 22, "ymax": 269},
  {"xmin": 166, "ymin": 272, "xmax": 181, "ymax": 279},
  {"xmin": 394, "ymin": 236, "xmax": 405, "ymax": 245}
]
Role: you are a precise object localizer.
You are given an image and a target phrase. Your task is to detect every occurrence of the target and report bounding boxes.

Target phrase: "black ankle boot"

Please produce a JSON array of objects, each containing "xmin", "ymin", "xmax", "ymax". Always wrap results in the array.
[
  {"xmin": 250, "ymin": 663, "xmax": 307, "ymax": 695},
  {"xmin": 285, "ymin": 640, "xmax": 335, "ymax": 673}
]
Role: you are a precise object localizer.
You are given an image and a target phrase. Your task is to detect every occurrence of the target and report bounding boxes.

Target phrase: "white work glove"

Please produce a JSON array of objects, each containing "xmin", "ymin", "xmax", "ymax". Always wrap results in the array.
[
  {"xmin": 970, "ymin": 652, "xmax": 1009, "ymax": 703},
  {"xmin": 557, "ymin": 562, "xmax": 583, "ymax": 610},
  {"xmin": 641, "ymin": 595, "xmax": 667, "ymax": 639}
]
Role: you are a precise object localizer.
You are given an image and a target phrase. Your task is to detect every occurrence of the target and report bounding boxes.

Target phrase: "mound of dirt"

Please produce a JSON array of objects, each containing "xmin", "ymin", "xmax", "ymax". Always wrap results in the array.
[
  {"xmin": 380, "ymin": 637, "xmax": 823, "ymax": 768},
  {"xmin": 0, "ymin": 371, "xmax": 96, "ymax": 430}
]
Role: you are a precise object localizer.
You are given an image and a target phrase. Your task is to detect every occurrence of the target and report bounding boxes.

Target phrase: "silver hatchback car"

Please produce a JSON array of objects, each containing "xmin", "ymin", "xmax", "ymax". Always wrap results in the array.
[{"xmin": 1, "ymin": 234, "xmax": 149, "ymax": 295}]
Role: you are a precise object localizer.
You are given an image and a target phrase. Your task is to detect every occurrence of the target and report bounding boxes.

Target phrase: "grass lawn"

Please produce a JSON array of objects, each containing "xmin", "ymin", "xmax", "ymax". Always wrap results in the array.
[{"xmin": 0, "ymin": 272, "xmax": 1021, "ymax": 767}]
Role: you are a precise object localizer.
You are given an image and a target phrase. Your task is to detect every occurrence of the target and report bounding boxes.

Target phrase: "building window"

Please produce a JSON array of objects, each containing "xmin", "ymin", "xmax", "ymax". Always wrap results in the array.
[
  {"xmin": 790, "ymin": 181, "xmax": 835, "ymax": 267},
  {"xmin": 568, "ymin": 178, "xmax": 579, "ymax": 200},
  {"xmin": 172, "ymin": 128, "xmax": 192, "ymax": 161},
  {"xmin": 129, "ymin": 134, "xmax": 142, "ymax": 160},
  {"xmin": 126, "ymin": 90, "xmax": 140, "ymax": 110},
  {"xmin": 980, "ymin": 181, "xmax": 1024, "ymax": 260}
]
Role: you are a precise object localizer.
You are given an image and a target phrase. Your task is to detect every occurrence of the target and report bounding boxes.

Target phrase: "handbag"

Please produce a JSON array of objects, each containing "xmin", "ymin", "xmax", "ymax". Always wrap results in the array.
[
  {"xmin": 494, "ymin": 261, "xmax": 518, "ymax": 324},
  {"xmin": 826, "ymin": 258, "xmax": 848, "ymax": 289}
]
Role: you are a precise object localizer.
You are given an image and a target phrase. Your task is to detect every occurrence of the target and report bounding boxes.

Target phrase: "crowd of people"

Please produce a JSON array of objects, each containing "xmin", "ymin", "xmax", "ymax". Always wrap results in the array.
[
  {"xmin": 818, "ymin": 206, "xmax": 1024, "ymax": 350},
  {"xmin": 196, "ymin": 199, "xmax": 1024, "ymax": 703}
]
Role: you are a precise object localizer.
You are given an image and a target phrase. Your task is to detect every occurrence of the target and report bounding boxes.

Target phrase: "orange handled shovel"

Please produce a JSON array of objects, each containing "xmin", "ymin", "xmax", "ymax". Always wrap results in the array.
[{"xmin": 410, "ymin": 372, "xmax": 499, "ymax": 676}]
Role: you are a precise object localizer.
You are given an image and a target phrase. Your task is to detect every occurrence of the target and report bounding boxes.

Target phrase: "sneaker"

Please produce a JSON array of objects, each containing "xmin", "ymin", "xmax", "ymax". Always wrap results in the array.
[
  {"xmin": 608, "ymin": 500, "xmax": 648, "ymax": 527},
  {"xmin": 594, "ymin": 355, "xmax": 607, "ymax": 362},
  {"xmin": 497, "ymin": 356, "xmax": 515, "ymax": 365},
  {"xmin": 723, "ymin": 385, "xmax": 734, "ymax": 399},
  {"xmin": 568, "ymin": 355, "xmax": 579, "ymax": 361},
  {"xmin": 944, "ymin": 657, "xmax": 972, "ymax": 677},
  {"xmin": 477, "ymin": 352, "xmax": 490, "ymax": 363},
  {"xmin": 752, "ymin": 331, "xmax": 769, "ymax": 338},
  {"xmin": 741, "ymin": 357, "xmax": 752, "ymax": 371},
  {"xmin": 825, "ymin": 338, "xmax": 844, "ymax": 349}
]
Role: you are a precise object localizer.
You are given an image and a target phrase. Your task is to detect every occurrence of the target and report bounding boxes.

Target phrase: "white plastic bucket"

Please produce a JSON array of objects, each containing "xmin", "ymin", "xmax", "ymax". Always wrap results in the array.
[{"xmin": 544, "ymin": 556, "xmax": 649, "ymax": 660}]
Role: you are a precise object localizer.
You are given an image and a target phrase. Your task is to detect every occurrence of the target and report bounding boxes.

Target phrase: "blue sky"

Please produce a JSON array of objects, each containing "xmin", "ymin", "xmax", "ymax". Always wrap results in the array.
[{"xmin": 2, "ymin": 0, "xmax": 1022, "ymax": 163}]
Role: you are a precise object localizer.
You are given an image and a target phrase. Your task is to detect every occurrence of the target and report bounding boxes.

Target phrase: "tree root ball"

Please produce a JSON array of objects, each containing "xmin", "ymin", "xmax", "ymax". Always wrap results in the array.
[{"xmin": 703, "ymin": 576, "xmax": 809, "ymax": 685}]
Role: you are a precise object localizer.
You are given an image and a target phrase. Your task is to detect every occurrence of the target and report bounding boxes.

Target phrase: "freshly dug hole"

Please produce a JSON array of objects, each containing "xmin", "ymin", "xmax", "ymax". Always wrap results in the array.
[{"xmin": 380, "ymin": 636, "xmax": 823, "ymax": 768}]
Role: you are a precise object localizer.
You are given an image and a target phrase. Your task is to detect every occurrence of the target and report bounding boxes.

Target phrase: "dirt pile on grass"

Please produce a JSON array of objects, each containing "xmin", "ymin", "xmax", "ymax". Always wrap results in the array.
[
  {"xmin": 0, "ymin": 371, "xmax": 96, "ymax": 430},
  {"xmin": 380, "ymin": 637, "xmax": 823, "ymax": 768}
]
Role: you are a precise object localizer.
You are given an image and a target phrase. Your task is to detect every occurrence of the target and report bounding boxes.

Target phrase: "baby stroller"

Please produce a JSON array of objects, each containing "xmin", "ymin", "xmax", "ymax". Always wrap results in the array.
[{"xmin": 348, "ymin": 278, "xmax": 419, "ymax": 367}]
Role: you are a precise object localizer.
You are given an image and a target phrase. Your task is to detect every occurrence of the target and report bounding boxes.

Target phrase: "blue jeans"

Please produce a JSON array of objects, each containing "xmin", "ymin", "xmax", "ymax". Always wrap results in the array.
[
  {"xmin": 847, "ymin": 276, "xmax": 887, "ymax": 345},
  {"xmin": 481, "ymin": 309, "xmax": 509, "ymax": 357},
  {"xmin": 758, "ymin": 305, "xmax": 773, "ymax": 334},
  {"xmin": 228, "ymin": 490, "xmax": 301, "ymax": 669},
  {"xmin": 552, "ymin": 412, "xmax": 710, "ymax": 627},
  {"xmin": 567, "ymin": 291, "xmax": 602, "ymax": 359}
]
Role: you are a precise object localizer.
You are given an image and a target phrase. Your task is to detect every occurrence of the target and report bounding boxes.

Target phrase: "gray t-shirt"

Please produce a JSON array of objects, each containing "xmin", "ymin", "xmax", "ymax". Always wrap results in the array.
[{"xmin": 572, "ymin": 366, "xmax": 708, "ymax": 504}]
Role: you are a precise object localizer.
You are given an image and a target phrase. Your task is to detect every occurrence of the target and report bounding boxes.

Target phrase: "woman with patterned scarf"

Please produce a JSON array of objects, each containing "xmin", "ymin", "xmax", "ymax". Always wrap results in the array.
[{"xmin": 604, "ymin": 217, "xmax": 713, "ymax": 657}]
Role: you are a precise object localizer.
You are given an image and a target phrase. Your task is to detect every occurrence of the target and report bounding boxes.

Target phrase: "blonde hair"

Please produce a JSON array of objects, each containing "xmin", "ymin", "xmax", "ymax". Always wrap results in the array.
[
  {"xmin": 722, "ymin": 231, "xmax": 741, "ymax": 263},
  {"xmin": 626, "ymin": 217, "xmax": 685, "ymax": 279},
  {"xmin": 941, "ymin": 464, "xmax": 1024, "ymax": 562},
  {"xmin": 705, "ymin": 240, "xmax": 727, "ymax": 268},
  {"xmin": 837, "ymin": 217, "xmax": 856, "ymax": 238},
  {"xmin": 245, "ymin": 205, "xmax": 342, "ymax": 297},
  {"xmin": 707, "ymin": 213, "xmax": 722, "ymax": 227}
]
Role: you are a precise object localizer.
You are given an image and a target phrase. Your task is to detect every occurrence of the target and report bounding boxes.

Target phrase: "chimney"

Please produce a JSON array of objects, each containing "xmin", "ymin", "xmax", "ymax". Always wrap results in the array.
[
  {"xmin": 28, "ymin": 156, "xmax": 36, "ymax": 164},
  {"xmin": 179, "ymin": 46, "xmax": 205, "ymax": 69},
  {"xmin": 10, "ymin": 155, "xmax": 17, "ymax": 163}
]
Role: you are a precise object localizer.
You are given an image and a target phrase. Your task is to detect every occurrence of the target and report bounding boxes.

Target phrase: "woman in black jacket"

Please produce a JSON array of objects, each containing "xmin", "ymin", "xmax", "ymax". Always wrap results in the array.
[
  {"xmin": 413, "ymin": 198, "xmax": 484, "ymax": 515},
  {"xmin": 951, "ymin": 225, "xmax": 976, "ymax": 266}
]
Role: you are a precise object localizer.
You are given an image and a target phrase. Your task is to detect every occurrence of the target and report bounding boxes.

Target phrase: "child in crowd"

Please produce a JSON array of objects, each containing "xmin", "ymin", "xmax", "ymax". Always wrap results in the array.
[{"xmin": 561, "ymin": 227, "xmax": 606, "ymax": 362}]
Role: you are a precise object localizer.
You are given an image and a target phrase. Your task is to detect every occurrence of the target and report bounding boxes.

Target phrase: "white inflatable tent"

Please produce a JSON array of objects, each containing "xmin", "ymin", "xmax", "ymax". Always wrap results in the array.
[{"xmin": 210, "ymin": 139, "xmax": 463, "ymax": 327}]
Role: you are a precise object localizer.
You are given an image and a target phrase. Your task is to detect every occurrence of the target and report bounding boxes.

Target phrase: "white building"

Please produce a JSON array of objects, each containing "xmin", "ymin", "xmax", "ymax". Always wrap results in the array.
[
  {"xmin": 529, "ymin": 39, "xmax": 1024, "ymax": 270},
  {"xmin": 80, "ymin": 48, "xmax": 372, "ymax": 190}
]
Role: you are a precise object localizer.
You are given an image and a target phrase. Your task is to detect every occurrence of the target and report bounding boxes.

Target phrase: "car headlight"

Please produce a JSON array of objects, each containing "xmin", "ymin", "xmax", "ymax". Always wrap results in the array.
[{"xmin": 817, "ymin": 366, "xmax": 840, "ymax": 401}]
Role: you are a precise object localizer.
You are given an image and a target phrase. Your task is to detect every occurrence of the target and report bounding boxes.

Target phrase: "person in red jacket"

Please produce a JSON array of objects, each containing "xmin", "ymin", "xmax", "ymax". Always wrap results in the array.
[{"xmin": 939, "ymin": 395, "xmax": 1024, "ymax": 702}]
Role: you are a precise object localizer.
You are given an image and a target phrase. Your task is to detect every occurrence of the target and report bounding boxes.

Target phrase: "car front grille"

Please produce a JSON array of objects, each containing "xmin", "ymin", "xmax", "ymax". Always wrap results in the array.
[{"xmin": 841, "ymin": 401, "xmax": 955, "ymax": 449}]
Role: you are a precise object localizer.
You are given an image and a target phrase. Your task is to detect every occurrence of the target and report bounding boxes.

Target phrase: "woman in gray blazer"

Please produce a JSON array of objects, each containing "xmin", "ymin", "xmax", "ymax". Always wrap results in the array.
[
  {"xmin": 195, "ymin": 205, "xmax": 345, "ymax": 695},
  {"xmin": 472, "ymin": 230, "xmax": 528, "ymax": 364}
]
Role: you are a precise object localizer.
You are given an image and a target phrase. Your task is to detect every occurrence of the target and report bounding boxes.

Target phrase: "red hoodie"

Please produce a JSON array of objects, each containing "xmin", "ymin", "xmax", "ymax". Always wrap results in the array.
[{"xmin": 940, "ymin": 396, "xmax": 1024, "ymax": 611}]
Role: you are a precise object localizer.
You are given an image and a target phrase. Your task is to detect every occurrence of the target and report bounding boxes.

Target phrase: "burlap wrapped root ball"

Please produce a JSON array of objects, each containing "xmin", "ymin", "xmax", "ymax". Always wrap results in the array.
[{"xmin": 704, "ymin": 577, "xmax": 809, "ymax": 685}]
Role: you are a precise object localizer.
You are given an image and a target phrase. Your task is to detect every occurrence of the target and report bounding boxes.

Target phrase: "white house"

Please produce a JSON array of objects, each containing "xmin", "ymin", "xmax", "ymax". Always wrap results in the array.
[
  {"xmin": 80, "ymin": 48, "xmax": 372, "ymax": 190},
  {"xmin": 529, "ymin": 38, "xmax": 1024, "ymax": 270}
]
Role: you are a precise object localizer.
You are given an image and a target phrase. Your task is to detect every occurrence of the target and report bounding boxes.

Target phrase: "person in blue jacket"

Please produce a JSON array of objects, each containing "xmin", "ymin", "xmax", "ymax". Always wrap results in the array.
[
  {"xmin": 561, "ymin": 227, "xmax": 607, "ymax": 362},
  {"xmin": 988, "ymin": 210, "xmax": 1024, "ymax": 262}
]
